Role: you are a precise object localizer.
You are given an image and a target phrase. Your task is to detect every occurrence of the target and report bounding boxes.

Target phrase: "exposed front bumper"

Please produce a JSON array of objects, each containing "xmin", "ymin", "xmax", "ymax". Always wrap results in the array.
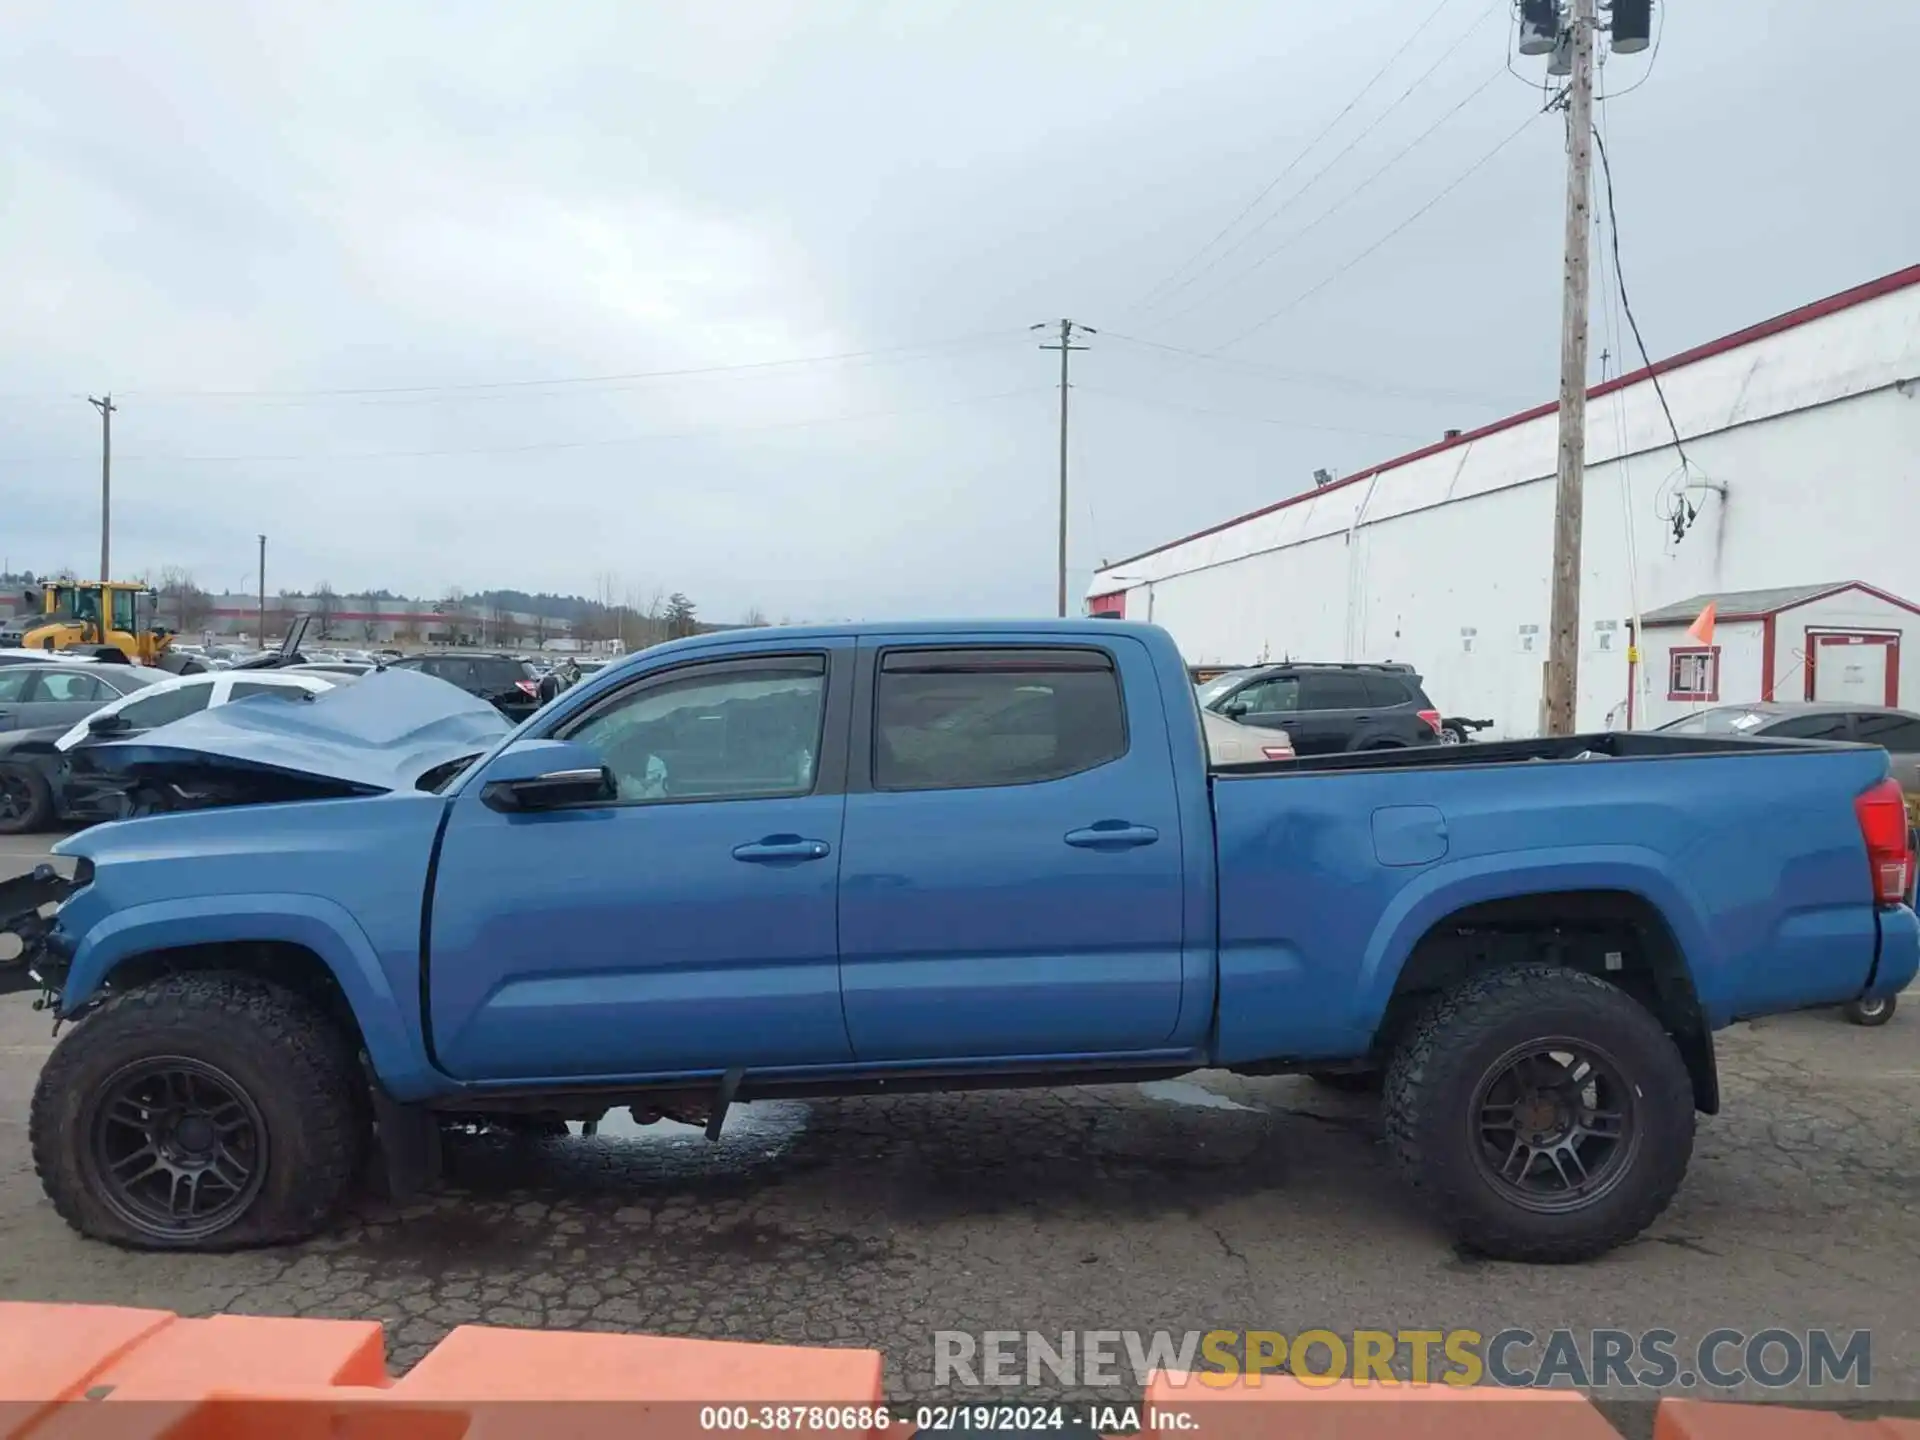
[{"xmin": 0, "ymin": 866, "xmax": 76, "ymax": 997}]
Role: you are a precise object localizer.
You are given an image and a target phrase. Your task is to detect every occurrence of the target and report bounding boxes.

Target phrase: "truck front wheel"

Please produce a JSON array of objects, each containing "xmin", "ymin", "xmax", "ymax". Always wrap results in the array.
[
  {"xmin": 1383, "ymin": 964, "xmax": 1695, "ymax": 1263},
  {"xmin": 30, "ymin": 973, "xmax": 365, "ymax": 1250}
]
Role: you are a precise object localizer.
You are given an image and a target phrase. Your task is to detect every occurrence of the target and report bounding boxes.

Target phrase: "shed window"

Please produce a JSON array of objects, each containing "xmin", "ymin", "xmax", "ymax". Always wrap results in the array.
[{"xmin": 1667, "ymin": 646, "xmax": 1719, "ymax": 703}]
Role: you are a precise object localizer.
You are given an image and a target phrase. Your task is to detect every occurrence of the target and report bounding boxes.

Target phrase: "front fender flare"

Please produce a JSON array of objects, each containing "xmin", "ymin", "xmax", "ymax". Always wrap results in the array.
[
  {"xmin": 1351, "ymin": 845, "xmax": 1720, "ymax": 1035},
  {"xmin": 60, "ymin": 892, "xmax": 426, "ymax": 1090}
]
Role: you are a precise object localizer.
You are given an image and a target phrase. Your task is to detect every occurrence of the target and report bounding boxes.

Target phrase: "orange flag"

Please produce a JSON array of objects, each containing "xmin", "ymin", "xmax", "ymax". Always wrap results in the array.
[{"xmin": 1686, "ymin": 602, "xmax": 1717, "ymax": 646}]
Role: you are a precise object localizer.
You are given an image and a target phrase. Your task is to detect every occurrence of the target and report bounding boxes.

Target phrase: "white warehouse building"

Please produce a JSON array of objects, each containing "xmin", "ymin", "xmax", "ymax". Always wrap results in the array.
[{"xmin": 1089, "ymin": 265, "xmax": 1920, "ymax": 736}]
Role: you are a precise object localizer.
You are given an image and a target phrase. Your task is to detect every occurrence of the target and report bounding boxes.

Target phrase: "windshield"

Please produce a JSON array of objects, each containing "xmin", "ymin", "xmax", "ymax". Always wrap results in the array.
[
  {"xmin": 1196, "ymin": 670, "xmax": 1257, "ymax": 706},
  {"xmin": 1656, "ymin": 707, "xmax": 1772, "ymax": 735}
]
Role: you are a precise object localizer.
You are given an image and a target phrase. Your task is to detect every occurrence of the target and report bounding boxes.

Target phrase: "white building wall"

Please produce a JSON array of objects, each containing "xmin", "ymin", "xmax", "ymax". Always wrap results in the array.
[
  {"xmin": 1636, "ymin": 619, "xmax": 1764, "ymax": 731},
  {"xmin": 1095, "ymin": 276, "xmax": 1920, "ymax": 735}
]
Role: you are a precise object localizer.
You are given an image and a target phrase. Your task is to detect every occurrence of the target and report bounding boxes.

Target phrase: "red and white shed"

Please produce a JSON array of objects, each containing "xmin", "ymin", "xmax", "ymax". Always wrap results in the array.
[{"xmin": 1631, "ymin": 581, "xmax": 1920, "ymax": 729}]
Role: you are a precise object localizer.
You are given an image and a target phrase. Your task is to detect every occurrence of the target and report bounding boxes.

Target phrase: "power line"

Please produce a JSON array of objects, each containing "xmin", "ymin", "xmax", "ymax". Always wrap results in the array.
[
  {"xmin": 13, "ymin": 386, "xmax": 1050, "ymax": 465},
  {"xmin": 1096, "ymin": 329, "xmax": 1529, "ymax": 407},
  {"xmin": 1154, "ymin": 61, "xmax": 1506, "ymax": 326},
  {"xmin": 1214, "ymin": 104, "xmax": 1547, "ymax": 351},
  {"xmin": 1590, "ymin": 124, "xmax": 1691, "ymax": 475},
  {"xmin": 54, "ymin": 332, "xmax": 1022, "ymax": 403},
  {"xmin": 1075, "ymin": 384, "xmax": 1430, "ymax": 440},
  {"xmin": 1123, "ymin": 0, "xmax": 1465, "ymax": 316},
  {"xmin": 1141, "ymin": 0, "xmax": 1507, "ymax": 320}
]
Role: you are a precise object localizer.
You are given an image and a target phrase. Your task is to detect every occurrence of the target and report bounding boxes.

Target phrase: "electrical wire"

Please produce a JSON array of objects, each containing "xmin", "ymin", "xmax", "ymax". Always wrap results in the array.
[
  {"xmin": 78, "ymin": 331, "xmax": 1025, "ymax": 403},
  {"xmin": 1593, "ymin": 84, "xmax": 1646, "ymax": 721},
  {"xmin": 1073, "ymin": 384, "xmax": 1430, "ymax": 441},
  {"xmin": 1153, "ymin": 60, "xmax": 1506, "ymax": 326},
  {"xmin": 1122, "ymin": 0, "xmax": 1465, "ymax": 316},
  {"xmin": 1140, "ymin": 0, "xmax": 1506, "ymax": 319},
  {"xmin": 1214, "ymin": 103, "xmax": 1547, "ymax": 351},
  {"xmin": 1097, "ymin": 329, "xmax": 1528, "ymax": 407},
  {"xmin": 18, "ymin": 386, "xmax": 1051, "ymax": 465},
  {"xmin": 1590, "ymin": 124, "xmax": 1692, "ymax": 477}
]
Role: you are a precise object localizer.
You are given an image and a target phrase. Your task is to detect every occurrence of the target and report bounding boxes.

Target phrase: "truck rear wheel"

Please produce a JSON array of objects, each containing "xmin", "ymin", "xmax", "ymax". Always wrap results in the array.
[
  {"xmin": 1383, "ymin": 963, "xmax": 1694, "ymax": 1263},
  {"xmin": 30, "ymin": 973, "xmax": 365, "ymax": 1250}
]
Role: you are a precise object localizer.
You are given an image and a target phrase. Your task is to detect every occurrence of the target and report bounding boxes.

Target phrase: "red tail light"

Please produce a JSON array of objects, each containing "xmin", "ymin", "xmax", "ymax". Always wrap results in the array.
[
  {"xmin": 1261, "ymin": 744, "xmax": 1295, "ymax": 760},
  {"xmin": 515, "ymin": 679, "xmax": 539, "ymax": 698},
  {"xmin": 1854, "ymin": 778, "xmax": 1915, "ymax": 906},
  {"xmin": 1417, "ymin": 709, "xmax": 1443, "ymax": 735}
]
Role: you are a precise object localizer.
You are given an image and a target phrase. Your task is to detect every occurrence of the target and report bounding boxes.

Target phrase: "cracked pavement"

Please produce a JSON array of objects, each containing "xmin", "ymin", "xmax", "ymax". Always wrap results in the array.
[{"xmin": 2, "ymin": 838, "xmax": 1916, "ymax": 1413}]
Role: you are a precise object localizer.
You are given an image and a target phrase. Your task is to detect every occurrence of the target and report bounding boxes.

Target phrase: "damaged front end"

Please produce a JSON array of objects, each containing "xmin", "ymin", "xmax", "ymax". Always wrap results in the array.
[{"xmin": 0, "ymin": 862, "xmax": 80, "ymax": 1000}]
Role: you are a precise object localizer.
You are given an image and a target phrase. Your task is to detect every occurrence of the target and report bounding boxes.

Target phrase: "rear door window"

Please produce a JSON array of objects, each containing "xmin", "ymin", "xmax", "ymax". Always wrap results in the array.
[
  {"xmin": 113, "ymin": 682, "xmax": 215, "ymax": 730},
  {"xmin": 1233, "ymin": 676, "xmax": 1299, "ymax": 713},
  {"xmin": 1763, "ymin": 713, "xmax": 1853, "ymax": 742},
  {"xmin": 874, "ymin": 647, "xmax": 1126, "ymax": 791},
  {"xmin": 471, "ymin": 659, "xmax": 531, "ymax": 692},
  {"xmin": 1853, "ymin": 714, "xmax": 1920, "ymax": 752},
  {"xmin": 31, "ymin": 671, "xmax": 111, "ymax": 704},
  {"xmin": 230, "ymin": 681, "xmax": 309, "ymax": 702},
  {"xmin": 1299, "ymin": 673, "xmax": 1372, "ymax": 710},
  {"xmin": 1361, "ymin": 674, "xmax": 1412, "ymax": 706}
]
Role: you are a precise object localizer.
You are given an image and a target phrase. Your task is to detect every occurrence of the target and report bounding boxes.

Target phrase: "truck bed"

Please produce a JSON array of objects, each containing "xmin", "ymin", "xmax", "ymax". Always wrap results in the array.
[
  {"xmin": 1210, "ymin": 728, "xmax": 1873, "ymax": 775},
  {"xmin": 1206, "ymin": 731, "xmax": 1898, "ymax": 1066}
]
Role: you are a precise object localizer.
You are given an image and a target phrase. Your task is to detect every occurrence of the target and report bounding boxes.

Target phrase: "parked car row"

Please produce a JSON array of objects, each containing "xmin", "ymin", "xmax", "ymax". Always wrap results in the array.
[
  {"xmin": 1196, "ymin": 660, "xmax": 1443, "ymax": 754},
  {"xmin": 0, "ymin": 669, "xmax": 348, "ymax": 832}
]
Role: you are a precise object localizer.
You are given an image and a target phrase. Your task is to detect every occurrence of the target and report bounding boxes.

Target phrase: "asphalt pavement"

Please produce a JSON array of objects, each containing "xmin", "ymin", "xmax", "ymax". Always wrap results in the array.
[{"xmin": 1, "ymin": 836, "xmax": 1916, "ymax": 1423}]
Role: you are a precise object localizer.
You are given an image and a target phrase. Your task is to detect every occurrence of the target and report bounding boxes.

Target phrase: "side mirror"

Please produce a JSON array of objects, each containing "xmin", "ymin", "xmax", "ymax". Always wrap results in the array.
[
  {"xmin": 87, "ymin": 711, "xmax": 131, "ymax": 736},
  {"xmin": 1222, "ymin": 700, "xmax": 1250, "ymax": 720},
  {"xmin": 478, "ymin": 740, "xmax": 616, "ymax": 813},
  {"xmin": 482, "ymin": 767, "xmax": 615, "ymax": 812}
]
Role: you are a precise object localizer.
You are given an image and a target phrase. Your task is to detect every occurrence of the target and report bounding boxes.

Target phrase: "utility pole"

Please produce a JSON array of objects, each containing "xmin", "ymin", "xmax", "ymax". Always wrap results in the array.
[
  {"xmin": 88, "ymin": 394, "xmax": 115, "ymax": 582},
  {"xmin": 1542, "ymin": 0, "xmax": 1595, "ymax": 737},
  {"xmin": 257, "ymin": 535, "xmax": 267, "ymax": 645},
  {"xmin": 1033, "ymin": 319, "xmax": 1093, "ymax": 617}
]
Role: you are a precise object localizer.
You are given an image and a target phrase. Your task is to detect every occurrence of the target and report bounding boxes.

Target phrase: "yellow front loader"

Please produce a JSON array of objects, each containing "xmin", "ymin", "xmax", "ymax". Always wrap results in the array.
[{"xmin": 0, "ymin": 580, "xmax": 177, "ymax": 666}]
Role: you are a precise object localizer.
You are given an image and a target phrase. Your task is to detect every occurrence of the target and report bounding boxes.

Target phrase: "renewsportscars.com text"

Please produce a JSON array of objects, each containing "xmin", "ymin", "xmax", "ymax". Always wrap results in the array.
[{"xmin": 934, "ymin": 1327, "xmax": 1871, "ymax": 1391}]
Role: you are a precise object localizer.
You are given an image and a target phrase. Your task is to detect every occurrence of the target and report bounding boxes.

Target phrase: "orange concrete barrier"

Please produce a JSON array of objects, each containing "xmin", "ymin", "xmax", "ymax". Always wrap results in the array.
[
  {"xmin": 1, "ymin": 1304, "xmax": 1913, "ymax": 1440},
  {"xmin": 0, "ymin": 1303, "xmax": 887, "ymax": 1440},
  {"xmin": 1656, "ymin": 1400, "xmax": 1920, "ymax": 1440},
  {"xmin": 1144, "ymin": 1370, "xmax": 1623, "ymax": 1438}
]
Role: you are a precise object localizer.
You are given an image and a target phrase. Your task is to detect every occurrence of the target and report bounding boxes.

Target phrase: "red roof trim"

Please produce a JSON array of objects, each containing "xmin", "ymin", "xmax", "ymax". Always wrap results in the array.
[
  {"xmin": 1102, "ymin": 263, "xmax": 1920, "ymax": 574},
  {"xmin": 1639, "ymin": 581, "xmax": 1920, "ymax": 628}
]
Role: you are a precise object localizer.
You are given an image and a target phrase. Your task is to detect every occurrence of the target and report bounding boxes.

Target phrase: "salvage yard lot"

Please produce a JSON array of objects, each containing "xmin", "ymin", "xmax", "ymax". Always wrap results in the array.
[{"xmin": 1, "ymin": 836, "xmax": 1915, "ymax": 1408}]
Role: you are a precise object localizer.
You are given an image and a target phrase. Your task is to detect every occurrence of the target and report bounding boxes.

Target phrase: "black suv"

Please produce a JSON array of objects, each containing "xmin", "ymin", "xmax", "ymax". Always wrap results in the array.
[
  {"xmin": 1196, "ymin": 662, "xmax": 1441, "ymax": 755},
  {"xmin": 388, "ymin": 651, "xmax": 543, "ymax": 721}
]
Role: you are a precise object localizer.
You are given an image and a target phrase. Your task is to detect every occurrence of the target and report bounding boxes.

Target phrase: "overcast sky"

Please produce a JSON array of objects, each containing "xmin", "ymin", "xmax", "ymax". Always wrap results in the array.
[{"xmin": 3, "ymin": 0, "xmax": 1914, "ymax": 622}]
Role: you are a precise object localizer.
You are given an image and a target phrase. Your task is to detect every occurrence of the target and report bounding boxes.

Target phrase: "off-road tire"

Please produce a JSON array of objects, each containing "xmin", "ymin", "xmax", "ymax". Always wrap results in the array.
[
  {"xmin": 30, "ymin": 972, "xmax": 364, "ymax": 1250},
  {"xmin": 1383, "ymin": 963, "xmax": 1695, "ymax": 1263},
  {"xmin": 0, "ymin": 764, "xmax": 52, "ymax": 835},
  {"xmin": 1306, "ymin": 1068, "xmax": 1383, "ymax": 1094},
  {"xmin": 1842, "ymin": 995, "xmax": 1897, "ymax": 1027}
]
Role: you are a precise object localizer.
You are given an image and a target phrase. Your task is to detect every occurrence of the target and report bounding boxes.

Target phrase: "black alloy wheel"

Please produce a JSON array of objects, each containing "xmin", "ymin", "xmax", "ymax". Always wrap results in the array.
[
  {"xmin": 84, "ymin": 1056, "xmax": 268, "ymax": 1242},
  {"xmin": 1468, "ymin": 1040, "xmax": 1637, "ymax": 1214}
]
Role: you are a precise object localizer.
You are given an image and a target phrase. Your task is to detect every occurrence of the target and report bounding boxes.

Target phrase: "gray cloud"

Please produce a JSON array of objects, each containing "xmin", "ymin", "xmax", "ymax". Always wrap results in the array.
[{"xmin": 3, "ymin": 0, "xmax": 1913, "ymax": 619}]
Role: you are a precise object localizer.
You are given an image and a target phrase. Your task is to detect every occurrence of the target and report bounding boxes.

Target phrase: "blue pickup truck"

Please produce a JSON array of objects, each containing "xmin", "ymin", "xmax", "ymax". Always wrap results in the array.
[{"xmin": 3, "ymin": 621, "xmax": 1914, "ymax": 1263}]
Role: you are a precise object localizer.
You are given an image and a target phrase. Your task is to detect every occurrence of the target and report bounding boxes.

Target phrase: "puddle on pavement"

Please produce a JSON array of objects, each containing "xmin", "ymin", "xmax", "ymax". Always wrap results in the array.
[
  {"xmin": 1135, "ymin": 1079, "xmax": 1261, "ymax": 1112},
  {"xmin": 571, "ymin": 1099, "xmax": 812, "ymax": 1150}
]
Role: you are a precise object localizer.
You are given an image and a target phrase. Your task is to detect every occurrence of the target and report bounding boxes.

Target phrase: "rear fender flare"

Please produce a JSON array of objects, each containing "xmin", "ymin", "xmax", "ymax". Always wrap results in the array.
[
  {"xmin": 1351, "ymin": 846, "xmax": 1719, "ymax": 1035},
  {"xmin": 59, "ymin": 892, "xmax": 426, "ymax": 1089}
]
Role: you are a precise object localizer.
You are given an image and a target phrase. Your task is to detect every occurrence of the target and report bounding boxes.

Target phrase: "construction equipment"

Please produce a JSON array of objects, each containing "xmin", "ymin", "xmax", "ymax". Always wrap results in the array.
[{"xmin": 0, "ymin": 581, "xmax": 178, "ymax": 667}]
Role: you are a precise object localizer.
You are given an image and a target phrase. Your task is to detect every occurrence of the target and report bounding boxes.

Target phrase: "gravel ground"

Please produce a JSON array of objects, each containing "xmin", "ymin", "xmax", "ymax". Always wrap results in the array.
[{"xmin": 2, "ymin": 834, "xmax": 1915, "ymax": 1429}]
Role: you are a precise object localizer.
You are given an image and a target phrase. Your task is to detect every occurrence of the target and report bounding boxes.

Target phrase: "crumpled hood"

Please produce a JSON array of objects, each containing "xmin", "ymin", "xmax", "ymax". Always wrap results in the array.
[{"xmin": 83, "ymin": 667, "xmax": 513, "ymax": 793}]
